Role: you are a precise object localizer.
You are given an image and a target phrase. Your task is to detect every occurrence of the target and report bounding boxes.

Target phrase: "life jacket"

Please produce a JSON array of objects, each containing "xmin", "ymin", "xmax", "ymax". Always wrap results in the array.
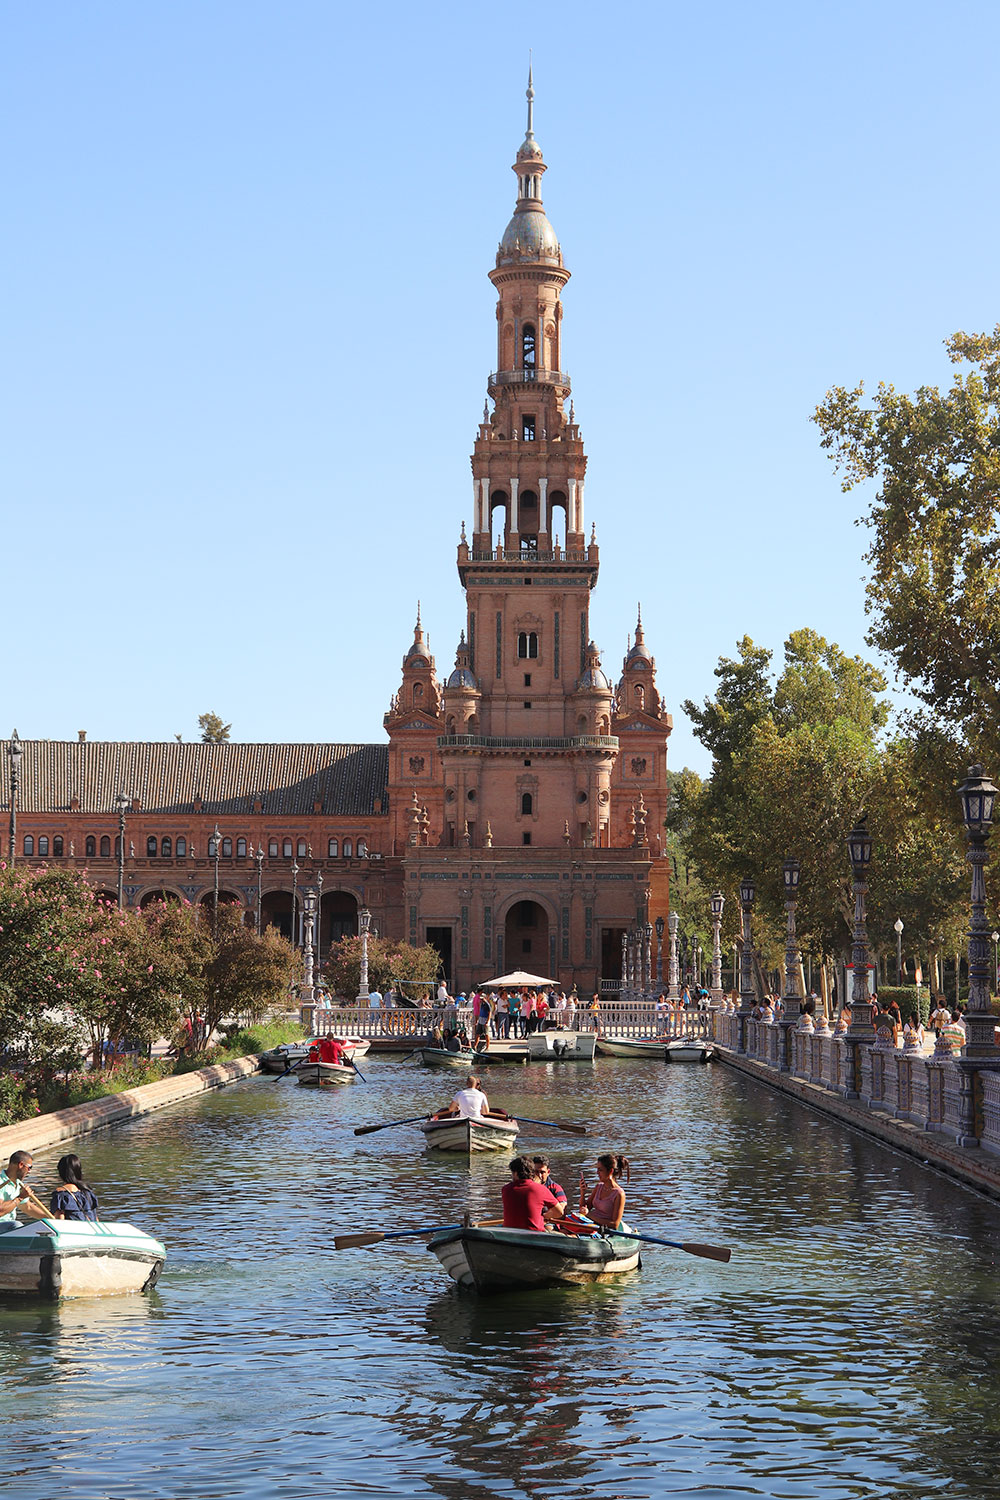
[{"xmin": 556, "ymin": 1211, "xmax": 600, "ymax": 1237}]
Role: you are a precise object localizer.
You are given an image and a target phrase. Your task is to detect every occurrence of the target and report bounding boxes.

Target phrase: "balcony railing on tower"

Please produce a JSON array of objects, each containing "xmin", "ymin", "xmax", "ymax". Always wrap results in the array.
[{"xmin": 488, "ymin": 367, "xmax": 570, "ymax": 391}]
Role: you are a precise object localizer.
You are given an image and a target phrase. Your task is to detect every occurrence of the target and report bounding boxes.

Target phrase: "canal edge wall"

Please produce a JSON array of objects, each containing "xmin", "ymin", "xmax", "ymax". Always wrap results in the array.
[
  {"xmin": 0, "ymin": 1056, "xmax": 261, "ymax": 1158},
  {"xmin": 714, "ymin": 1044, "xmax": 1000, "ymax": 1203}
]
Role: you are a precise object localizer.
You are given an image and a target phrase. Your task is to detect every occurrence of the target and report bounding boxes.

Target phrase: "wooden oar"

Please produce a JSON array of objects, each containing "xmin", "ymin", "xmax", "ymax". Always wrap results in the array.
[
  {"xmin": 353, "ymin": 1114, "xmax": 429, "ymax": 1136},
  {"xmin": 612, "ymin": 1230, "xmax": 732, "ymax": 1263},
  {"xmin": 513, "ymin": 1114, "xmax": 589, "ymax": 1136},
  {"xmin": 334, "ymin": 1223, "xmax": 463, "ymax": 1251},
  {"xmin": 347, "ymin": 1053, "xmax": 368, "ymax": 1084}
]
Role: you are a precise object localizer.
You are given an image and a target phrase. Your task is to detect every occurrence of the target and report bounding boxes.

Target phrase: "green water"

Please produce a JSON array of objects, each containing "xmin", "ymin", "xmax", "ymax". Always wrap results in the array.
[{"xmin": 1, "ymin": 1057, "xmax": 999, "ymax": 1499}]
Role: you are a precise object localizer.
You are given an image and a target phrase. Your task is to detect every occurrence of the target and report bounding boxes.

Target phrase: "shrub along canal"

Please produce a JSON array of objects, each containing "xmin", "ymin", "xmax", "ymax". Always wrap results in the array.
[{"xmin": 1, "ymin": 1056, "xmax": 999, "ymax": 1499}]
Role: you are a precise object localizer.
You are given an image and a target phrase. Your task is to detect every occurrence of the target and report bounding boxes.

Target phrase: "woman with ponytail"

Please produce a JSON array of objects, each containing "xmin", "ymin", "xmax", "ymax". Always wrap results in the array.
[
  {"xmin": 49, "ymin": 1154, "xmax": 100, "ymax": 1222},
  {"xmin": 581, "ymin": 1153, "xmax": 630, "ymax": 1231}
]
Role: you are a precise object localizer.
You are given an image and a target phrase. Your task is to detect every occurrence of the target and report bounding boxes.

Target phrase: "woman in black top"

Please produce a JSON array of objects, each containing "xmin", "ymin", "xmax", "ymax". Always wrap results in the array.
[{"xmin": 49, "ymin": 1154, "xmax": 99, "ymax": 1221}]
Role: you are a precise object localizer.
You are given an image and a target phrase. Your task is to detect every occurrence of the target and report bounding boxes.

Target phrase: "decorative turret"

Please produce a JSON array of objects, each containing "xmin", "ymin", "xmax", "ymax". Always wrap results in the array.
[
  {"xmin": 441, "ymin": 632, "xmax": 481, "ymax": 737},
  {"xmin": 385, "ymin": 604, "xmax": 442, "ymax": 726},
  {"xmin": 467, "ymin": 68, "xmax": 588, "ymax": 562},
  {"xmin": 616, "ymin": 606, "xmax": 664, "ymax": 721}
]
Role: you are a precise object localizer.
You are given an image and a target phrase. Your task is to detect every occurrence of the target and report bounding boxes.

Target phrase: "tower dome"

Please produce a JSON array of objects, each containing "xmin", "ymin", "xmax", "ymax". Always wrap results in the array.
[{"xmin": 496, "ymin": 65, "xmax": 561, "ymax": 267}]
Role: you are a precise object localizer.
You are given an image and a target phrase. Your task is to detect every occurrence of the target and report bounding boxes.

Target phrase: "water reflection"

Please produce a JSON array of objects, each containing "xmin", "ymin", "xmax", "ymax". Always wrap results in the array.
[{"xmin": 0, "ymin": 1063, "xmax": 997, "ymax": 1497}]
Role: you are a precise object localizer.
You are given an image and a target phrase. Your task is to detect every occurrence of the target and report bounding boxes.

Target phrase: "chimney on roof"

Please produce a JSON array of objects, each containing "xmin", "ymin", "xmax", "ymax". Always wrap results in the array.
[{"xmin": 78, "ymin": 730, "xmax": 86, "ymax": 742}]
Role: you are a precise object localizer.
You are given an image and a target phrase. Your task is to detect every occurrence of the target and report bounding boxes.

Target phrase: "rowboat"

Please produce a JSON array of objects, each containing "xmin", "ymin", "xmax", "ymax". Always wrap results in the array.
[
  {"xmin": 417, "ymin": 1047, "xmax": 477, "ymax": 1071},
  {"xmin": 293, "ymin": 1060, "xmax": 356, "ymax": 1086},
  {"xmin": 666, "ymin": 1037, "xmax": 715, "ymax": 1063},
  {"xmin": 420, "ymin": 1114, "xmax": 520, "ymax": 1153},
  {"xmin": 259, "ymin": 1039, "xmax": 369, "ymax": 1074},
  {"xmin": 426, "ymin": 1224, "xmax": 640, "ymax": 1292},
  {"xmin": 594, "ymin": 1037, "xmax": 668, "ymax": 1060},
  {"xmin": 471, "ymin": 1042, "xmax": 531, "ymax": 1065},
  {"xmin": 0, "ymin": 1219, "xmax": 166, "ymax": 1299},
  {"xmin": 524, "ymin": 1029, "xmax": 597, "ymax": 1061}
]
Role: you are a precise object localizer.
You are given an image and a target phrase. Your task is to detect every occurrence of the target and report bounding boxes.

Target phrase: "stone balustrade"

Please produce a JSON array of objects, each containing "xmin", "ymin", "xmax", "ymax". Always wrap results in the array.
[
  {"xmin": 713, "ymin": 1006, "xmax": 1000, "ymax": 1152},
  {"xmin": 303, "ymin": 1000, "xmax": 712, "ymax": 1041}
]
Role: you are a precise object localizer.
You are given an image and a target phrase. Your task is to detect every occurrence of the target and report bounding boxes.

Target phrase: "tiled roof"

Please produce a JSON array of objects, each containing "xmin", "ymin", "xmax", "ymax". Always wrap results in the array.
[{"xmin": 8, "ymin": 742, "xmax": 389, "ymax": 818}]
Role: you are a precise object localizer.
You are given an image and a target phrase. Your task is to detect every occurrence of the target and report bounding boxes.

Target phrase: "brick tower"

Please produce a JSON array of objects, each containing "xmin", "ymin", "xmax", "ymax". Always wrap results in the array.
[{"xmin": 388, "ymin": 74, "xmax": 673, "ymax": 992}]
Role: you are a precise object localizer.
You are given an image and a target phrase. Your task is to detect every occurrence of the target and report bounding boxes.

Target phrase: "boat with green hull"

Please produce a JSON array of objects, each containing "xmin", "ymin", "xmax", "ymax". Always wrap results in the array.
[
  {"xmin": 426, "ymin": 1225, "xmax": 640, "ymax": 1293},
  {"xmin": 0, "ymin": 1219, "xmax": 166, "ymax": 1299}
]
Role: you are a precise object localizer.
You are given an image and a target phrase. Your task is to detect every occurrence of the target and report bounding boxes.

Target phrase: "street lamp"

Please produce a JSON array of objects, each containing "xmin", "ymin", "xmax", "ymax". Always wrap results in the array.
[
  {"xmin": 737, "ymin": 876, "xmax": 756, "ymax": 1052},
  {"xmin": 7, "ymin": 732, "xmax": 21, "ymax": 865},
  {"xmin": 301, "ymin": 887, "xmax": 317, "ymax": 996},
  {"xmin": 894, "ymin": 917, "xmax": 904, "ymax": 986},
  {"xmin": 842, "ymin": 818, "xmax": 875, "ymax": 1097},
  {"xmin": 680, "ymin": 932, "xmax": 689, "ymax": 992},
  {"xmin": 780, "ymin": 856, "xmax": 802, "ymax": 1067},
  {"xmin": 620, "ymin": 931, "xmax": 628, "ymax": 998},
  {"xmin": 255, "ymin": 844, "xmax": 264, "ymax": 935},
  {"xmin": 290, "ymin": 859, "xmax": 300, "ymax": 947},
  {"xmin": 210, "ymin": 825, "xmax": 221, "ymax": 933},
  {"xmin": 115, "ymin": 792, "xmax": 130, "ymax": 909},
  {"xmin": 357, "ymin": 905, "xmax": 372, "ymax": 1001},
  {"xmin": 710, "ymin": 890, "xmax": 725, "ymax": 1000},
  {"xmin": 316, "ymin": 870, "xmax": 324, "ymax": 981},
  {"xmin": 643, "ymin": 921, "xmax": 653, "ymax": 999},
  {"xmin": 667, "ymin": 910, "xmax": 679, "ymax": 998},
  {"xmin": 654, "ymin": 914, "xmax": 665, "ymax": 995},
  {"xmin": 957, "ymin": 764, "xmax": 998, "ymax": 1058}
]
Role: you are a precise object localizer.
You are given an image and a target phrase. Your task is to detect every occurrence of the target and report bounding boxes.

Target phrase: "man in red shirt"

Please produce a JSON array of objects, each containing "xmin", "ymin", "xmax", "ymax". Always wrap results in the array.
[{"xmin": 501, "ymin": 1156, "xmax": 565, "ymax": 1231}]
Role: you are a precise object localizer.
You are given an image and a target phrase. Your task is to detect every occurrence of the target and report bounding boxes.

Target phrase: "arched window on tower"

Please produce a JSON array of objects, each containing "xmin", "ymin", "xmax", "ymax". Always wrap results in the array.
[
  {"xmin": 517, "ymin": 632, "xmax": 538, "ymax": 659},
  {"xmin": 100, "ymin": 836, "xmax": 111, "ymax": 858},
  {"xmin": 522, "ymin": 323, "xmax": 536, "ymax": 373},
  {"xmin": 53, "ymin": 836, "xmax": 63, "ymax": 856},
  {"xmin": 161, "ymin": 836, "xmax": 172, "ymax": 858},
  {"xmin": 521, "ymin": 792, "xmax": 533, "ymax": 816},
  {"xmin": 328, "ymin": 838, "xmax": 339, "ymax": 858},
  {"xmin": 236, "ymin": 838, "xmax": 247, "ymax": 858},
  {"xmin": 176, "ymin": 836, "xmax": 187, "ymax": 857},
  {"xmin": 85, "ymin": 836, "xmax": 96, "ymax": 858},
  {"xmin": 147, "ymin": 836, "xmax": 157, "ymax": 857}
]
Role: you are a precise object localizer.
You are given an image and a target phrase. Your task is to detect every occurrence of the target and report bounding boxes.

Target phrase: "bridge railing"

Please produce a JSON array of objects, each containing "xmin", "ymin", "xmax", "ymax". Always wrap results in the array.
[{"xmin": 302, "ymin": 1001, "xmax": 713, "ymax": 1040}]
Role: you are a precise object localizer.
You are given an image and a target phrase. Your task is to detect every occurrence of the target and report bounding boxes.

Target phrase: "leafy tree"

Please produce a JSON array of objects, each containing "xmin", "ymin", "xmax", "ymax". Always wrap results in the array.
[
  {"xmin": 814, "ymin": 329, "xmax": 1000, "ymax": 762},
  {"xmin": 322, "ymin": 935, "xmax": 441, "ymax": 1001},
  {"xmin": 198, "ymin": 712, "xmax": 231, "ymax": 743},
  {"xmin": 202, "ymin": 905, "xmax": 297, "ymax": 1036}
]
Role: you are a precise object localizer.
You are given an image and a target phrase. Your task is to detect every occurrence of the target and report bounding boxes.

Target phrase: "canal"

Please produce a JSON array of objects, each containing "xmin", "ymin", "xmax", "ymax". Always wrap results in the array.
[{"xmin": 2, "ymin": 1056, "xmax": 1000, "ymax": 1499}]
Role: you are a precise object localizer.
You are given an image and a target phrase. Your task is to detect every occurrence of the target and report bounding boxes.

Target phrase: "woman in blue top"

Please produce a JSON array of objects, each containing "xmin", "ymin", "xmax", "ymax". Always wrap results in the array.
[{"xmin": 49, "ymin": 1154, "xmax": 99, "ymax": 1221}]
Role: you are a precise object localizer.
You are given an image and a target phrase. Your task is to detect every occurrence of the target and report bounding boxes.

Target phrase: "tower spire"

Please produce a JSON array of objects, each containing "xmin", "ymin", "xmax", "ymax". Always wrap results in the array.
[{"xmin": 526, "ymin": 58, "xmax": 534, "ymax": 142}]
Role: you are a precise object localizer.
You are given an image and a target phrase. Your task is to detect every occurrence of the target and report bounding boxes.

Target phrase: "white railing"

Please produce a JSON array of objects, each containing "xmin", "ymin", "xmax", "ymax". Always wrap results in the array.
[{"xmin": 303, "ymin": 1000, "xmax": 713, "ymax": 1041}]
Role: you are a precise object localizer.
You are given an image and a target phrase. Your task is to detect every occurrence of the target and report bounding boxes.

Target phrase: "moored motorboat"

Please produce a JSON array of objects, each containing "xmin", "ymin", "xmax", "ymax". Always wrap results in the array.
[
  {"xmin": 594, "ymin": 1037, "xmax": 668, "ymax": 1060},
  {"xmin": 417, "ymin": 1047, "xmax": 476, "ymax": 1071},
  {"xmin": 426, "ymin": 1224, "xmax": 640, "ymax": 1292},
  {"xmin": 0, "ymin": 1219, "xmax": 166, "ymax": 1299},
  {"xmin": 293, "ymin": 1059, "xmax": 356, "ymax": 1086},
  {"xmin": 524, "ymin": 1029, "xmax": 597, "ymax": 1061},
  {"xmin": 420, "ymin": 1115, "xmax": 520, "ymax": 1153}
]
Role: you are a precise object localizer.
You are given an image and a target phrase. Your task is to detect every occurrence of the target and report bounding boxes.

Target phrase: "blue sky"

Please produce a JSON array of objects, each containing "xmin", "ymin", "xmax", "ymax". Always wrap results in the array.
[{"xmin": 3, "ymin": 1, "xmax": 996, "ymax": 774}]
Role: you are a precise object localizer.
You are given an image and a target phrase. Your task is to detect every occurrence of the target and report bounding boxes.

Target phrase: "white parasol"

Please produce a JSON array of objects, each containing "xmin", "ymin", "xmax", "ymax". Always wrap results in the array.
[{"xmin": 480, "ymin": 970, "xmax": 555, "ymax": 988}]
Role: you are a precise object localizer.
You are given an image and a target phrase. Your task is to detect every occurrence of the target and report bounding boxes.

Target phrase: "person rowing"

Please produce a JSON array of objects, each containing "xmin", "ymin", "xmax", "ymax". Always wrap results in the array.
[
  {"xmin": 502, "ymin": 1155, "xmax": 565, "ymax": 1230},
  {"xmin": 430, "ymin": 1073, "xmax": 507, "ymax": 1123}
]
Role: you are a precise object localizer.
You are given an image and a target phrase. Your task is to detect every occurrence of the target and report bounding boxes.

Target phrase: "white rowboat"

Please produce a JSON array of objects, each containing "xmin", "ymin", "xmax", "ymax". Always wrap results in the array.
[
  {"xmin": 420, "ymin": 1115, "xmax": 520, "ymax": 1153},
  {"xmin": 0, "ymin": 1219, "xmax": 165, "ymax": 1299}
]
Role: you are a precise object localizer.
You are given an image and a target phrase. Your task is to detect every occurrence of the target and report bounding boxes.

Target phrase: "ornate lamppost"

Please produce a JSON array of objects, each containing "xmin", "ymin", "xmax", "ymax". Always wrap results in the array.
[
  {"xmin": 710, "ymin": 890, "xmax": 725, "ymax": 1001},
  {"xmin": 894, "ymin": 916, "xmax": 904, "ymax": 985},
  {"xmin": 290, "ymin": 859, "xmax": 299, "ymax": 948},
  {"xmin": 620, "ymin": 931, "xmax": 628, "ymax": 998},
  {"xmin": 667, "ymin": 910, "xmax": 679, "ymax": 998},
  {"xmin": 255, "ymin": 844, "xmax": 264, "ymax": 935},
  {"xmin": 680, "ymin": 932, "xmax": 689, "ymax": 994},
  {"xmin": 780, "ymin": 856, "xmax": 802, "ymax": 1069},
  {"xmin": 737, "ymin": 875, "xmax": 756, "ymax": 1054},
  {"xmin": 643, "ymin": 921, "xmax": 653, "ymax": 1000},
  {"xmin": 7, "ymin": 731, "xmax": 21, "ymax": 865},
  {"xmin": 211, "ymin": 825, "xmax": 222, "ymax": 933},
  {"xmin": 116, "ymin": 792, "xmax": 130, "ymax": 909},
  {"xmin": 316, "ymin": 870, "xmax": 324, "ymax": 981},
  {"xmin": 957, "ymin": 765, "xmax": 998, "ymax": 1060},
  {"xmin": 357, "ymin": 904, "xmax": 372, "ymax": 1002},
  {"xmin": 301, "ymin": 887, "xmax": 317, "ymax": 998},
  {"xmin": 654, "ymin": 915, "xmax": 665, "ymax": 995},
  {"xmin": 841, "ymin": 819, "xmax": 875, "ymax": 1099}
]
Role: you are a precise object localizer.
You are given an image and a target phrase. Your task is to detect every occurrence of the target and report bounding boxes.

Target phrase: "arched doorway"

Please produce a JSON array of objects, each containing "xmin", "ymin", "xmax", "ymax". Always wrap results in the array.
[
  {"xmin": 262, "ymin": 890, "xmax": 294, "ymax": 940},
  {"xmin": 322, "ymin": 891, "xmax": 358, "ymax": 949},
  {"xmin": 139, "ymin": 889, "xmax": 182, "ymax": 909},
  {"xmin": 504, "ymin": 900, "xmax": 550, "ymax": 973}
]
